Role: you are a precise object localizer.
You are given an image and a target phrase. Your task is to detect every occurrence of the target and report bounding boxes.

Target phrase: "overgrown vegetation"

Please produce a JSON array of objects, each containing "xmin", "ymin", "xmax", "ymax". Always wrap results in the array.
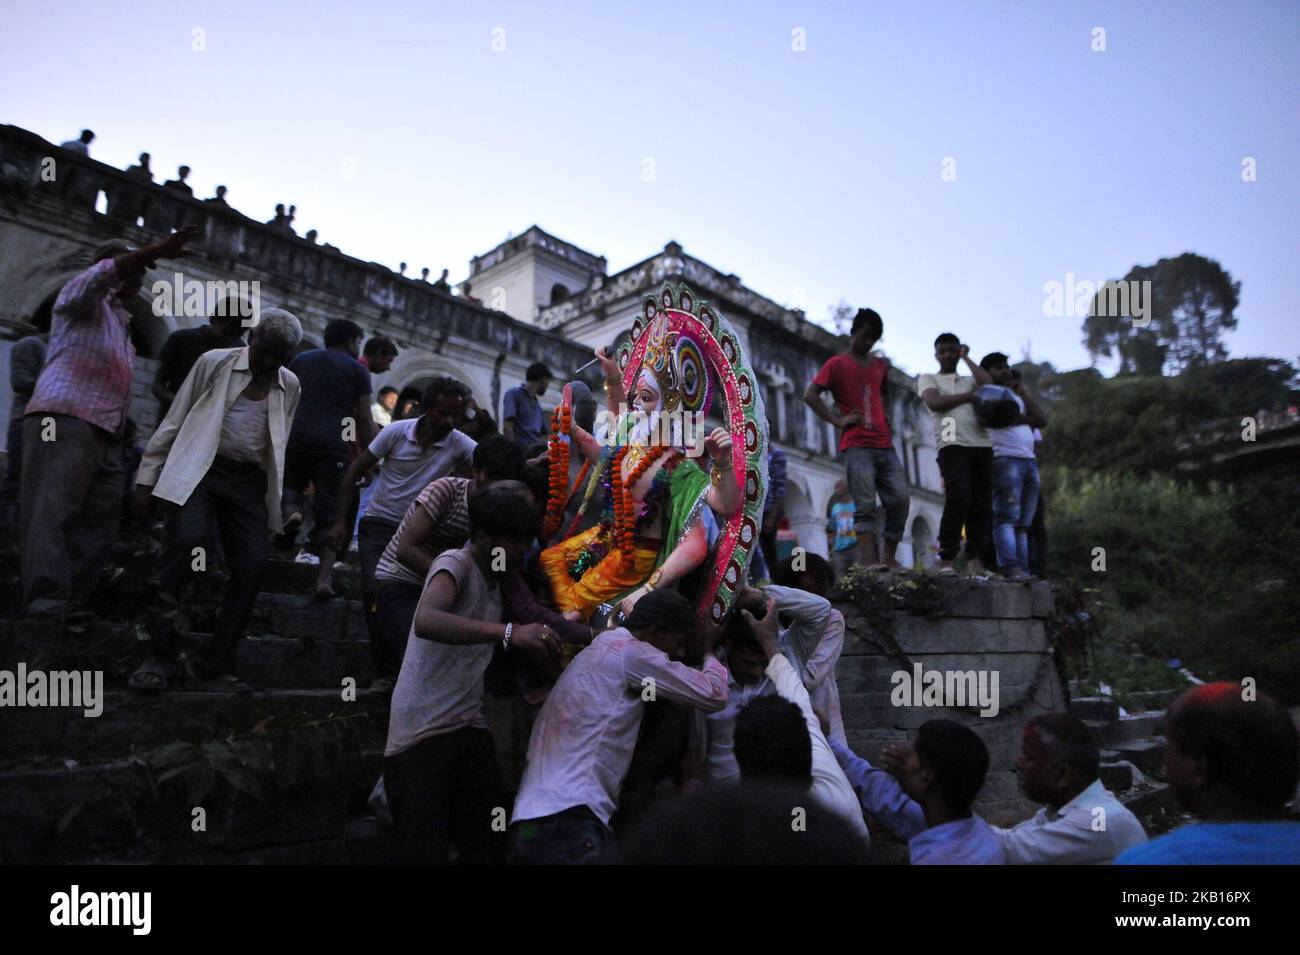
[{"xmin": 1045, "ymin": 469, "xmax": 1300, "ymax": 703}]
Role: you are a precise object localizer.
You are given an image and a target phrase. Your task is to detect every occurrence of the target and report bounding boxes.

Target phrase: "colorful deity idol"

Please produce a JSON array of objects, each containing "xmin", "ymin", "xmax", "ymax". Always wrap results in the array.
[{"xmin": 539, "ymin": 285, "xmax": 770, "ymax": 628}]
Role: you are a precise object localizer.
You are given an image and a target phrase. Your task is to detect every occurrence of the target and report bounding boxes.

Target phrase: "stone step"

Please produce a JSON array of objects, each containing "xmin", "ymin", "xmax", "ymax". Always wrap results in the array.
[
  {"xmin": 235, "ymin": 634, "xmax": 372, "ymax": 689},
  {"xmin": 0, "ymin": 747, "xmax": 385, "ymax": 863},
  {"xmin": 1125, "ymin": 689, "xmax": 1180, "ymax": 711},
  {"xmin": 1092, "ymin": 711, "xmax": 1166, "ymax": 745},
  {"xmin": 1121, "ymin": 782, "xmax": 1179, "ymax": 826},
  {"xmin": 261, "ymin": 559, "xmax": 360, "ymax": 599},
  {"xmin": 4, "ymin": 619, "xmax": 372, "ymax": 693},
  {"xmin": 0, "ymin": 686, "xmax": 389, "ymax": 764},
  {"xmin": 252, "ymin": 592, "xmax": 368, "ymax": 642},
  {"xmin": 61, "ymin": 814, "xmax": 400, "ymax": 865},
  {"xmin": 1069, "ymin": 696, "xmax": 1119, "ymax": 722},
  {"xmin": 1104, "ymin": 737, "xmax": 1167, "ymax": 779},
  {"xmin": 1099, "ymin": 761, "xmax": 1134, "ymax": 793}
]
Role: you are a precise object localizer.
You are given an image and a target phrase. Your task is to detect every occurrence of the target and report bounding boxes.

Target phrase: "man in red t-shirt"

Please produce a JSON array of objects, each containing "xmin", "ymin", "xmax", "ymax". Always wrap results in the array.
[{"xmin": 804, "ymin": 308, "xmax": 910, "ymax": 569}]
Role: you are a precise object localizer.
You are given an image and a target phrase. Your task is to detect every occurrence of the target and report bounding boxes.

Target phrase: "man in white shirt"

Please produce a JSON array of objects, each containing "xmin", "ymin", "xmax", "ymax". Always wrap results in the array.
[
  {"xmin": 325, "ymin": 378, "xmax": 476, "ymax": 673},
  {"xmin": 371, "ymin": 386, "xmax": 398, "ymax": 427},
  {"xmin": 706, "ymin": 582, "xmax": 845, "ymax": 784},
  {"xmin": 733, "ymin": 598, "xmax": 870, "ymax": 841},
  {"xmin": 996, "ymin": 712, "xmax": 1147, "ymax": 864},
  {"xmin": 130, "ymin": 309, "xmax": 303, "ymax": 689},
  {"xmin": 511, "ymin": 589, "xmax": 730, "ymax": 864},
  {"xmin": 977, "ymin": 352, "xmax": 1048, "ymax": 581},
  {"xmin": 917, "ymin": 334, "xmax": 994, "ymax": 574}
]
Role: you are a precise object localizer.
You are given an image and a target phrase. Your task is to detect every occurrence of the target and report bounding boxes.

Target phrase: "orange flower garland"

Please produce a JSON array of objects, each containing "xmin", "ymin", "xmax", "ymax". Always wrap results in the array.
[
  {"xmin": 542, "ymin": 406, "xmax": 571, "ymax": 539},
  {"xmin": 611, "ymin": 445, "xmax": 681, "ymax": 554},
  {"xmin": 610, "ymin": 446, "xmax": 632, "ymax": 553}
]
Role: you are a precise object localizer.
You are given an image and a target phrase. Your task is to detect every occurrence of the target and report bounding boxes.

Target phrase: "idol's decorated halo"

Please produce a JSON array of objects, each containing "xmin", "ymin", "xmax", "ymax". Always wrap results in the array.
[{"xmin": 617, "ymin": 284, "xmax": 769, "ymax": 624}]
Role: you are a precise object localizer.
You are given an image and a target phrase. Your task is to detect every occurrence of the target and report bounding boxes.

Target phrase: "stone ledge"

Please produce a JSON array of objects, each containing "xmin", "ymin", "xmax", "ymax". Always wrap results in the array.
[{"xmin": 843, "ymin": 616, "xmax": 1049, "ymax": 655}]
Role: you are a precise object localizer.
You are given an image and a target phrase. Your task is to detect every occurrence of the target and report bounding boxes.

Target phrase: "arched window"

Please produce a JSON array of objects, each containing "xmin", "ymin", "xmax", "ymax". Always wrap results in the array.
[{"xmin": 549, "ymin": 283, "xmax": 570, "ymax": 305}]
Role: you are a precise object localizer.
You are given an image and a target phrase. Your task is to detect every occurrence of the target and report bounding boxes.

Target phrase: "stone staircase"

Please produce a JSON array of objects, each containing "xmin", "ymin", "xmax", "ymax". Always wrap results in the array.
[
  {"xmin": 0, "ymin": 551, "xmax": 401, "ymax": 864},
  {"xmin": 1069, "ymin": 688, "xmax": 1186, "ymax": 835},
  {"xmin": 1, "ymin": 534, "xmax": 1193, "ymax": 862}
]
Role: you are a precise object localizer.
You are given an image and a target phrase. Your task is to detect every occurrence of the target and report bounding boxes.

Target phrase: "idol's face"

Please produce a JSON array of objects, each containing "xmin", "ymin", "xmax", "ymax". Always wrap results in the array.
[{"xmin": 632, "ymin": 374, "xmax": 661, "ymax": 417}]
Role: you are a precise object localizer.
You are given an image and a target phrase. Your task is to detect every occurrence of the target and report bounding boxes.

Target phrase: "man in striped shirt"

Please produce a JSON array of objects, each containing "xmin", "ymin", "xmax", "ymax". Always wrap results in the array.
[
  {"xmin": 21, "ymin": 227, "xmax": 197, "ymax": 617},
  {"xmin": 371, "ymin": 434, "xmax": 520, "ymax": 686}
]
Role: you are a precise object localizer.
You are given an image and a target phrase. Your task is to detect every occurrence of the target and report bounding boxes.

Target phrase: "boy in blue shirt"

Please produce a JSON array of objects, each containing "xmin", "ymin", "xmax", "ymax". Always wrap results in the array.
[{"xmin": 831, "ymin": 719, "xmax": 1005, "ymax": 864}]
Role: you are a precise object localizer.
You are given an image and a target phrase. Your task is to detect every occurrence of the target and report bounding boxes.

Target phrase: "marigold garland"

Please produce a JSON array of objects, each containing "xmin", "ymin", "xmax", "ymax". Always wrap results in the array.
[
  {"xmin": 610, "ymin": 445, "xmax": 683, "ymax": 554},
  {"xmin": 542, "ymin": 406, "xmax": 571, "ymax": 539}
]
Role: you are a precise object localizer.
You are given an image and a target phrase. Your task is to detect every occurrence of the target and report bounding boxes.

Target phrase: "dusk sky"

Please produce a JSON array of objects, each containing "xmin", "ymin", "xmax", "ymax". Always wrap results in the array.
[{"xmin": 3, "ymin": 0, "xmax": 1296, "ymax": 378}]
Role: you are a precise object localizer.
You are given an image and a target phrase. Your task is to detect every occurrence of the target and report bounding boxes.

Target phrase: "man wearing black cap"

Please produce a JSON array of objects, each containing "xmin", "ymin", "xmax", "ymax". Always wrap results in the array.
[{"xmin": 511, "ymin": 589, "xmax": 729, "ymax": 864}]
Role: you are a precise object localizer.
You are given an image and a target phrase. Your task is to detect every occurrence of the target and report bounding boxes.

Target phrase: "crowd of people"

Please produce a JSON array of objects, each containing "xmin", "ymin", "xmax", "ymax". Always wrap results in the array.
[
  {"xmin": 808, "ymin": 309, "xmax": 1048, "ymax": 580},
  {"xmin": 46, "ymin": 131, "xmax": 467, "ymax": 282},
  {"xmin": 4, "ymin": 231, "xmax": 1297, "ymax": 866}
]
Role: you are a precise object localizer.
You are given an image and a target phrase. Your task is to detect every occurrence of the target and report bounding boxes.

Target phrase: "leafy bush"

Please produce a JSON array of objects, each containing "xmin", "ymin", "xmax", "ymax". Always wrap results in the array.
[{"xmin": 1046, "ymin": 468, "xmax": 1300, "ymax": 702}]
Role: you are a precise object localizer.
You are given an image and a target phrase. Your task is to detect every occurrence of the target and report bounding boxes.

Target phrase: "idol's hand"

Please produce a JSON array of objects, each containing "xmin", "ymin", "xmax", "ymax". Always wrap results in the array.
[
  {"xmin": 595, "ymin": 345, "xmax": 619, "ymax": 382},
  {"xmin": 618, "ymin": 585, "xmax": 648, "ymax": 619},
  {"xmin": 704, "ymin": 427, "xmax": 732, "ymax": 465}
]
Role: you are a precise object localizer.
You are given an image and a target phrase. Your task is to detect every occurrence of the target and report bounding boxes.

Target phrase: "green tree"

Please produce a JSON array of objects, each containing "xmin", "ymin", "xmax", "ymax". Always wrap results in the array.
[
  {"xmin": 1083, "ymin": 264, "xmax": 1166, "ymax": 375},
  {"xmin": 1179, "ymin": 357, "xmax": 1298, "ymax": 416},
  {"xmin": 1083, "ymin": 253, "xmax": 1240, "ymax": 375},
  {"xmin": 1153, "ymin": 253, "xmax": 1240, "ymax": 372},
  {"xmin": 1040, "ymin": 374, "xmax": 1220, "ymax": 474}
]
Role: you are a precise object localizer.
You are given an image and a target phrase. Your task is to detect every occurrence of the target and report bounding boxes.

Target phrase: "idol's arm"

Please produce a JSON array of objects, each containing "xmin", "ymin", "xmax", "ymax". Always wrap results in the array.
[
  {"xmin": 618, "ymin": 520, "xmax": 708, "ymax": 616},
  {"xmin": 569, "ymin": 425, "xmax": 603, "ymax": 463},
  {"xmin": 702, "ymin": 427, "xmax": 739, "ymax": 518}
]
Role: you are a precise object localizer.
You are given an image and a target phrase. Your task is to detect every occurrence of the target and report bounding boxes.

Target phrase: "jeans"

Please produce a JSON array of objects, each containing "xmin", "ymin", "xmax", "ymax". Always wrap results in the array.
[
  {"xmin": 20, "ymin": 413, "xmax": 124, "ymax": 614},
  {"xmin": 281, "ymin": 447, "xmax": 349, "ymax": 550},
  {"xmin": 384, "ymin": 727, "xmax": 504, "ymax": 865},
  {"xmin": 992, "ymin": 456, "xmax": 1039, "ymax": 574},
  {"xmin": 936, "ymin": 445, "xmax": 994, "ymax": 563},
  {"xmin": 358, "ymin": 516, "xmax": 401, "ymax": 675},
  {"xmin": 158, "ymin": 456, "xmax": 269, "ymax": 673},
  {"xmin": 376, "ymin": 579, "xmax": 421, "ymax": 680},
  {"xmin": 843, "ymin": 446, "xmax": 910, "ymax": 542},
  {"xmin": 512, "ymin": 806, "xmax": 613, "ymax": 865}
]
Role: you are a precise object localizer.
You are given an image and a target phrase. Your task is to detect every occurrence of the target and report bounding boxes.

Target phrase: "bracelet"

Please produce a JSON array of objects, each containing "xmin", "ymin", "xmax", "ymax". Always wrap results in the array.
[
  {"xmin": 502, "ymin": 622, "xmax": 513, "ymax": 651},
  {"xmin": 645, "ymin": 568, "xmax": 664, "ymax": 591}
]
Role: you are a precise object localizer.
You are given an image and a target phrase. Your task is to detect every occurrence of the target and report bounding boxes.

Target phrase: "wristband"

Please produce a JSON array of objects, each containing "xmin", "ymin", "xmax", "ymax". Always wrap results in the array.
[{"xmin": 502, "ymin": 622, "xmax": 513, "ymax": 651}]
